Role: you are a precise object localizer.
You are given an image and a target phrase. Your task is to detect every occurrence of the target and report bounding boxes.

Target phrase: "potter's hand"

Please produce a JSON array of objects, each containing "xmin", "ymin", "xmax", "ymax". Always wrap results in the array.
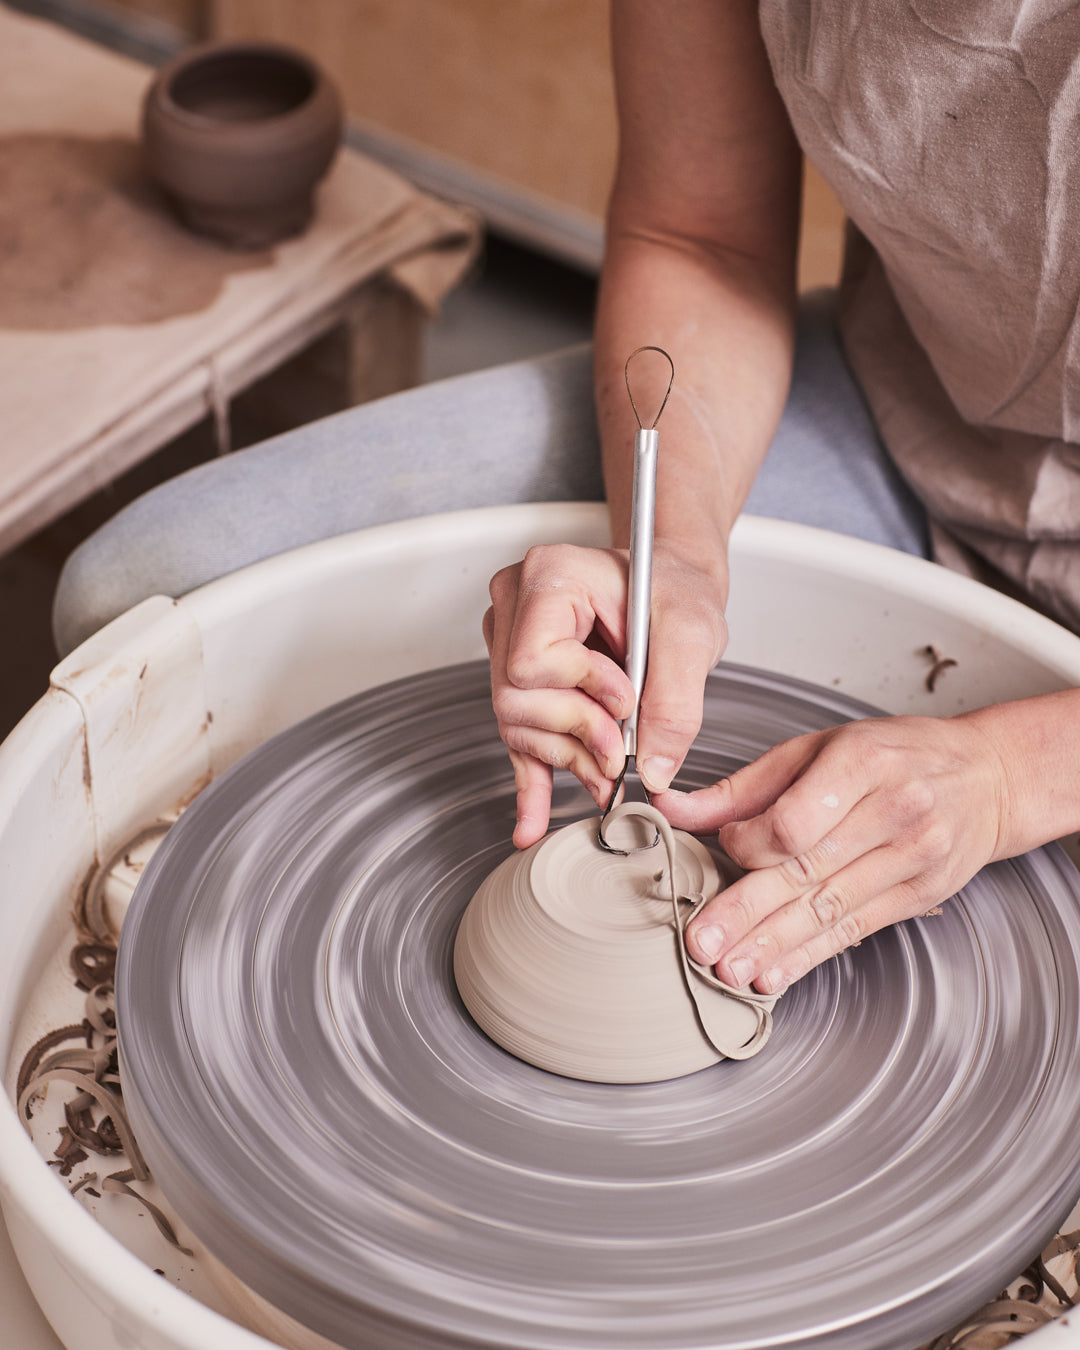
[
  {"xmin": 661, "ymin": 714, "xmax": 1008, "ymax": 993},
  {"xmin": 484, "ymin": 542, "xmax": 728, "ymax": 848}
]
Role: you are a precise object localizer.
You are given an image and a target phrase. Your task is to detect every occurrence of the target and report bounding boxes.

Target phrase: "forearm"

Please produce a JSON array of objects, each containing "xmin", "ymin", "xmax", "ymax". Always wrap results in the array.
[
  {"xmin": 595, "ymin": 227, "xmax": 798, "ymax": 587},
  {"xmin": 595, "ymin": 0, "xmax": 802, "ymax": 585},
  {"xmin": 964, "ymin": 688, "xmax": 1080, "ymax": 858}
]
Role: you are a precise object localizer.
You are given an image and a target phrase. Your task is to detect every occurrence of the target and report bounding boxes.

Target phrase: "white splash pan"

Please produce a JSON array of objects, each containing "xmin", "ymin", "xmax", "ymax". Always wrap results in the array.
[{"xmin": 4, "ymin": 502, "xmax": 1080, "ymax": 1350}]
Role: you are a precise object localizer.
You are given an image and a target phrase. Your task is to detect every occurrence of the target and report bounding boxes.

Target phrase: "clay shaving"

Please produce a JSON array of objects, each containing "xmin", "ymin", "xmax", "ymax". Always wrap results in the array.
[
  {"xmin": 919, "ymin": 1235, "xmax": 1080, "ymax": 1348},
  {"xmin": 102, "ymin": 1168, "xmax": 193, "ymax": 1255},
  {"xmin": 921, "ymin": 643, "xmax": 959, "ymax": 693},
  {"xmin": 16, "ymin": 826, "xmax": 191, "ymax": 1252}
]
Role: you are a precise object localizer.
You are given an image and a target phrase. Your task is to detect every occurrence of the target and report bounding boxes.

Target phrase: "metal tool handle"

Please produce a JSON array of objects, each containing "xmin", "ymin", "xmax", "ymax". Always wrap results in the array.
[
  {"xmin": 623, "ymin": 426, "xmax": 658, "ymax": 758},
  {"xmin": 598, "ymin": 346, "xmax": 673, "ymax": 854}
]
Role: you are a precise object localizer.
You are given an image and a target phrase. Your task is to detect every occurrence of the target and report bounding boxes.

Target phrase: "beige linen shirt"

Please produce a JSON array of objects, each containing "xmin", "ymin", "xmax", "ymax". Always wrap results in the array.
[{"xmin": 760, "ymin": 0, "xmax": 1080, "ymax": 631}]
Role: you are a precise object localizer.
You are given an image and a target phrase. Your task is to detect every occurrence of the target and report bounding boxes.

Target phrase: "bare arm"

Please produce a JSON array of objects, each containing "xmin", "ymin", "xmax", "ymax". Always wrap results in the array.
[
  {"xmin": 599, "ymin": 0, "xmax": 801, "ymax": 551},
  {"xmin": 485, "ymin": 0, "xmax": 802, "ymax": 841}
]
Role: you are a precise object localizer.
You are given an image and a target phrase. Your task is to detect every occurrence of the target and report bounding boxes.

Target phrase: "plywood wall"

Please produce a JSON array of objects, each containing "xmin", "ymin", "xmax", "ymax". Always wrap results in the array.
[
  {"xmin": 94, "ymin": 0, "xmax": 207, "ymax": 39},
  {"xmin": 800, "ymin": 161, "xmax": 846, "ymax": 293},
  {"xmin": 212, "ymin": 0, "xmax": 618, "ymax": 221}
]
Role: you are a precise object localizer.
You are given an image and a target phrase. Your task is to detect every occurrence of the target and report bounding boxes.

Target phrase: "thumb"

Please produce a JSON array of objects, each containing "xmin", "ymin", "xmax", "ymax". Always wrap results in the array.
[{"xmin": 635, "ymin": 606, "xmax": 727, "ymax": 793}]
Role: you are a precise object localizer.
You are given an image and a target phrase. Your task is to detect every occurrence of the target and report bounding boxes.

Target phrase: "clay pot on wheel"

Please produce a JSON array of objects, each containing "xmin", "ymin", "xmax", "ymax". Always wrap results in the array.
[{"xmin": 142, "ymin": 41, "xmax": 343, "ymax": 249}]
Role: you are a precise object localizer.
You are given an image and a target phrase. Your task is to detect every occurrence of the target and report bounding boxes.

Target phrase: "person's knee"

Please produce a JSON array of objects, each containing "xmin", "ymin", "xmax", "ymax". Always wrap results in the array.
[
  {"xmin": 52, "ymin": 533, "xmax": 135, "ymax": 656},
  {"xmin": 51, "ymin": 343, "xmax": 603, "ymax": 655}
]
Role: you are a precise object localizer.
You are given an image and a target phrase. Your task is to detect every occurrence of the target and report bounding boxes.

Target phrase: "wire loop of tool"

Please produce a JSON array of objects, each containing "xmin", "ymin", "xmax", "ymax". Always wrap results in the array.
[
  {"xmin": 624, "ymin": 345, "xmax": 675, "ymax": 431},
  {"xmin": 597, "ymin": 763, "xmax": 659, "ymax": 855}
]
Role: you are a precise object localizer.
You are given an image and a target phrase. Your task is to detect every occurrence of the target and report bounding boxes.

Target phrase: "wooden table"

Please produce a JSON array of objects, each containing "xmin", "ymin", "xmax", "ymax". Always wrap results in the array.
[{"xmin": 0, "ymin": 4, "xmax": 479, "ymax": 555}]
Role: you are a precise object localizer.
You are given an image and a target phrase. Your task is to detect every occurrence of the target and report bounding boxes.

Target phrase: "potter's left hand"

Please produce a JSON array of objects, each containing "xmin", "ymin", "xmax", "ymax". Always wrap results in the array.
[{"xmin": 658, "ymin": 713, "xmax": 1013, "ymax": 994}]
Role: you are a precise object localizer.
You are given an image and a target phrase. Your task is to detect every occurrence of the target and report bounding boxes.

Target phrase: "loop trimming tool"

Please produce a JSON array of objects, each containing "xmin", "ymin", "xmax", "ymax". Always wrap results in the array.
[{"xmin": 598, "ymin": 345, "xmax": 675, "ymax": 855}]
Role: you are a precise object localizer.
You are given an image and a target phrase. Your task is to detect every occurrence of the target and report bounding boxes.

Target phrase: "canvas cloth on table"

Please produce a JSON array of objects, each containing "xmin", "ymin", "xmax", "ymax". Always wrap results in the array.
[
  {"xmin": 760, "ymin": 0, "xmax": 1080, "ymax": 633},
  {"xmin": 0, "ymin": 3, "xmax": 479, "ymax": 537}
]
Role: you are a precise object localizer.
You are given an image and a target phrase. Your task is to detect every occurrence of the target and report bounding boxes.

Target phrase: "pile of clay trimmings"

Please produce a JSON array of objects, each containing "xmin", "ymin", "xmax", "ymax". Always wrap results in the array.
[
  {"xmin": 17, "ymin": 826, "xmax": 191, "ymax": 1255},
  {"xmin": 454, "ymin": 803, "xmax": 780, "ymax": 1082}
]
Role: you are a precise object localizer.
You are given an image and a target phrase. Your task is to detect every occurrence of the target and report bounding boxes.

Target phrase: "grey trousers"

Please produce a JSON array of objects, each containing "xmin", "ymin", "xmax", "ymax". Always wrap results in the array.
[{"xmin": 52, "ymin": 291, "xmax": 930, "ymax": 655}]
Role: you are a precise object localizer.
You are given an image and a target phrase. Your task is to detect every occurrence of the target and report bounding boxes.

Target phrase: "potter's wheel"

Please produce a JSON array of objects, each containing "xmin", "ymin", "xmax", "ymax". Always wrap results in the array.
[{"xmin": 117, "ymin": 660, "xmax": 1080, "ymax": 1350}]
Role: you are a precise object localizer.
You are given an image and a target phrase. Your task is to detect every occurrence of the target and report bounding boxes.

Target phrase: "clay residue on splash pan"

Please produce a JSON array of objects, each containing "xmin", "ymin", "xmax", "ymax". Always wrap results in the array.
[
  {"xmin": 0, "ymin": 134, "xmax": 273, "ymax": 330},
  {"xmin": 453, "ymin": 803, "xmax": 780, "ymax": 1084}
]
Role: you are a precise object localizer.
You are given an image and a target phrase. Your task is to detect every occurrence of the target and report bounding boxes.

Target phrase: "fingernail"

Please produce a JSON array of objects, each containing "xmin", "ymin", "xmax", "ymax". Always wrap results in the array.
[
  {"xmin": 639, "ymin": 755, "xmax": 676, "ymax": 793},
  {"xmin": 758, "ymin": 966, "xmax": 784, "ymax": 994},
  {"xmin": 688, "ymin": 923, "xmax": 725, "ymax": 963},
  {"xmin": 727, "ymin": 956, "xmax": 754, "ymax": 987},
  {"xmin": 603, "ymin": 754, "xmax": 626, "ymax": 781}
]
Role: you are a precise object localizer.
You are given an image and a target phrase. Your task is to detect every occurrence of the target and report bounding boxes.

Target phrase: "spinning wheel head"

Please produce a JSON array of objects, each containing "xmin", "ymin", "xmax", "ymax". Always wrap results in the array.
[{"xmin": 116, "ymin": 660, "xmax": 1080, "ymax": 1350}]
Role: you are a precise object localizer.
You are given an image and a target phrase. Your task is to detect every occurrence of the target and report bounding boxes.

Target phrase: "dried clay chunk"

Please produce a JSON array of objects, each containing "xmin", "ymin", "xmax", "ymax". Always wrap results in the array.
[{"xmin": 453, "ymin": 803, "xmax": 780, "ymax": 1083}]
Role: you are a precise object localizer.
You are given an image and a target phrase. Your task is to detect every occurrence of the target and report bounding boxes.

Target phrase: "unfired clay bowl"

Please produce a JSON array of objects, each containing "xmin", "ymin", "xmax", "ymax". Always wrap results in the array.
[
  {"xmin": 142, "ymin": 41, "xmax": 343, "ymax": 248},
  {"xmin": 454, "ymin": 803, "xmax": 779, "ymax": 1082}
]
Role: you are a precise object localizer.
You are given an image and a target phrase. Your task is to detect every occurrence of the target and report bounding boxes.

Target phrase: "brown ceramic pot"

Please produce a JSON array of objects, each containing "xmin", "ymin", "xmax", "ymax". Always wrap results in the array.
[{"xmin": 142, "ymin": 41, "xmax": 343, "ymax": 249}]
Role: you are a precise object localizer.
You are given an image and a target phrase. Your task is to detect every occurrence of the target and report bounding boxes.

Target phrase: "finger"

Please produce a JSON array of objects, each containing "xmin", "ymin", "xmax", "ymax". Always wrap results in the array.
[
  {"xmin": 486, "ymin": 583, "xmax": 559, "ymax": 848},
  {"xmin": 653, "ymin": 734, "xmax": 819, "ymax": 833},
  {"xmin": 719, "ymin": 722, "xmax": 958, "ymax": 875},
  {"xmin": 507, "ymin": 593, "xmax": 633, "ymax": 714},
  {"xmin": 634, "ymin": 589, "xmax": 728, "ymax": 794},
  {"xmin": 703, "ymin": 844, "xmax": 941, "ymax": 991},
  {"xmin": 497, "ymin": 548, "xmax": 634, "ymax": 713},
  {"xmin": 493, "ymin": 683, "xmax": 627, "ymax": 780},
  {"xmin": 509, "ymin": 750, "xmax": 554, "ymax": 849},
  {"xmin": 488, "ymin": 575, "xmax": 629, "ymax": 740},
  {"xmin": 501, "ymin": 723, "xmax": 614, "ymax": 812},
  {"xmin": 751, "ymin": 877, "xmax": 951, "ymax": 993},
  {"xmin": 487, "ymin": 558, "xmax": 621, "ymax": 827},
  {"xmin": 717, "ymin": 733, "xmax": 874, "ymax": 869},
  {"xmin": 634, "ymin": 659, "xmax": 711, "ymax": 795},
  {"xmin": 683, "ymin": 795, "xmax": 899, "ymax": 968},
  {"xmin": 485, "ymin": 564, "xmax": 522, "ymax": 678},
  {"xmin": 653, "ymin": 780, "xmax": 735, "ymax": 833}
]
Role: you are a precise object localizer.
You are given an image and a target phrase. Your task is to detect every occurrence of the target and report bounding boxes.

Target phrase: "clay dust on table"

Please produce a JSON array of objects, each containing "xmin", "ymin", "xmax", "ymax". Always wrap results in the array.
[{"xmin": 0, "ymin": 134, "xmax": 273, "ymax": 331}]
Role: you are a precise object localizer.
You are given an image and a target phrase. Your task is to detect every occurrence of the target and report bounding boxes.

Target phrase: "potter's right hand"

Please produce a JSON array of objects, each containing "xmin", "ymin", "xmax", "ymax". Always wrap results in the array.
[{"xmin": 484, "ymin": 542, "xmax": 729, "ymax": 848}]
